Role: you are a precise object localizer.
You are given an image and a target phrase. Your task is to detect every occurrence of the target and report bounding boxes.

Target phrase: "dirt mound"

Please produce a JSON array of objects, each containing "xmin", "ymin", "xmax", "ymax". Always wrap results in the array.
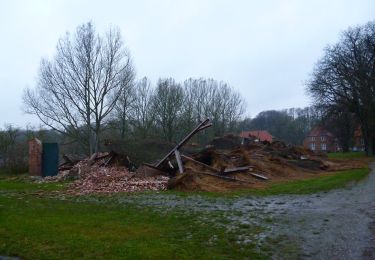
[
  {"xmin": 168, "ymin": 170, "xmax": 248, "ymax": 192},
  {"xmin": 208, "ymin": 134, "xmax": 242, "ymax": 150},
  {"xmin": 168, "ymin": 140, "xmax": 363, "ymax": 192}
]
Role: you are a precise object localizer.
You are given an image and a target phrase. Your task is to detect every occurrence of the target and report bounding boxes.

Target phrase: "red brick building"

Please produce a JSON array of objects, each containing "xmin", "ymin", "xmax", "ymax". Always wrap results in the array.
[
  {"xmin": 303, "ymin": 127, "xmax": 340, "ymax": 152},
  {"xmin": 240, "ymin": 130, "xmax": 273, "ymax": 142},
  {"xmin": 28, "ymin": 138, "xmax": 43, "ymax": 176},
  {"xmin": 353, "ymin": 128, "xmax": 365, "ymax": 151}
]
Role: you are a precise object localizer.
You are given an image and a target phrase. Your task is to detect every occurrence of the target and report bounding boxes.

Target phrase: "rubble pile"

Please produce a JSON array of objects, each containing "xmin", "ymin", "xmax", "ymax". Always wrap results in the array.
[
  {"xmin": 68, "ymin": 167, "xmax": 168, "ymax": 195},
  {"xmin": 42, "ymin": 151, "xmax": 169, "ymax": 194}
]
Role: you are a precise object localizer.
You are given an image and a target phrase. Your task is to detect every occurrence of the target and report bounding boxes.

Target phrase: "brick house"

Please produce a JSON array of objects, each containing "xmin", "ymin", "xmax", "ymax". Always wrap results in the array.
[
  {"xmin": 240, "ymin": 130, "xmax": 273, "ymax": 142},
  {"xmin": 353, "ymin": 127, "xmax": 365, "ymax": 151},
  {"xmin": 303, "ymin": 127, "xmax": 340, "ymax": 152}
]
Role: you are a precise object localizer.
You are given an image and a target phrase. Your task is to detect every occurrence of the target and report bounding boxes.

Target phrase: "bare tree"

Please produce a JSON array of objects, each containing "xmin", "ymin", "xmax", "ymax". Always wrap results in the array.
[
  {"xmin": 0, "ymin": 125, "xmax": 25, "ymax": 173},
  {"xmin": 224, "ymin": 85, "xmax": 246, "ymax": 131},
  {"xmin": 114, "ymin": 79, "xmax": 135, "ymax": 139},
  {"xmin": 129, "ymin": 77, "xmax": 156, "ymax": 139},
  {"xmin": 307, "ymin": 21, "xmax": 375, "ymax": 155},
  {"xmin": 152, "ymin": 78, "xmax": 184, "ymax": 142},
  {"xmin": 23, "ymin": 22, "xmax": 135, "ymax": 154}
]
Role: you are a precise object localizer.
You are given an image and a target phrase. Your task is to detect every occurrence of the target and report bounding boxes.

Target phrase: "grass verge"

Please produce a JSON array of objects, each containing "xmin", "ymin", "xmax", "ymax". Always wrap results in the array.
[
  {"xmin": 0, "ymin": 194, "xmax": 264, "ymax": 259},
  {"xmin": 0, "ymin": 177, "xmax": 66, "ymax": 192},
  {"xmin": 327, "ymin": 151, "xmax": 366, "ymax": 159},
  {"xmin": 247, "ymin": 168, "xmax": 370, "ymax": 196}
]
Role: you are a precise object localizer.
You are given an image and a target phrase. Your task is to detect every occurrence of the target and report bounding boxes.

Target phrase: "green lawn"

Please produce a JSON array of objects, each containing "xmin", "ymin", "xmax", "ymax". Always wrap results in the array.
[
  {"xmin": 0, "ymin": 167, "xmax": 371, "ymax": 259},
  {"xmin": 249, "ymin": 168, "xmax": 369, "ymax": 196},
  {"xmin": 0, "ymin": 182, "xmax": 264, "ymax": 259},
  {"xmin": 0, "ymin": 196, "xmax": 260, "ymax": 259},
  {"xmin": 327, "ymin": 151, "xmax": 366, "ymax": 159}
]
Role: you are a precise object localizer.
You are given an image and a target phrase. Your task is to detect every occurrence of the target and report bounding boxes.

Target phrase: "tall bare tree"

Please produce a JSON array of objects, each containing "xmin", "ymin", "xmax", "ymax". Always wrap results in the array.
[
  {"xmin": 114, "ymin": 78, "xmax": 135, "ymax": 139},
  {"xmin": 24, "ymin": 22, "xmax": 135, "ymax": 154},
  {"xmin": 153, "ymin": 78, "xmax": 184, "ymax": 142},
  {"xmin": 129, "ymin": 77, "xmax": 156, "ymax": 139},
  {"xmin": 0, "ymin": 125, "xmax": 24, "ymax": 172},
  {"xmin": 307, "ymin": 21, "xmax": 375, "ymax": 155}
]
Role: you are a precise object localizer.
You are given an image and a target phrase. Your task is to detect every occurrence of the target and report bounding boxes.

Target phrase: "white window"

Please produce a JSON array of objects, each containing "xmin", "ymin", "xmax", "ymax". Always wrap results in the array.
[
  {"xmin": 321, "ymin": 143, "xmax": 327, "ymax": 151},
  {"xmin": 311, "ymin": 136, "xmax": 316, "ymax": 141},
  {"xmin": 321, "ymin": 136, "xmax": 325, "ymax": 141},
  {"xmin": 310, "ymin": 143, "xmax": 316, "ymax": 150}
]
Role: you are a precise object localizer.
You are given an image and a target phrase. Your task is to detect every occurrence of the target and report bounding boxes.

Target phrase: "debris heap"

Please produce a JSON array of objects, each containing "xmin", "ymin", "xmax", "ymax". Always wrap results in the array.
[
  {"xmin": 47, "ymin": 151, "xmax": 169, "ymax": 194},
  {"xmin": 69, "ymin": 167, "xmax": 168, "ymax": 195},
  {"xmin": 39, "ymin": 119, "xmax": 364, "ymax": 194},
  {"xmin": 166, "ymin": 137, "xmax": 364, "ymax": 191}
]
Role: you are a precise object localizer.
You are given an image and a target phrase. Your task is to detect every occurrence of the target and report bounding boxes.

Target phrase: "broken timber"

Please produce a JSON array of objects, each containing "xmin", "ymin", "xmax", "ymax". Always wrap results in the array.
[
  {"xmin": 223, "ymin": 166, "xmax": 252, "ymax": 174},
  {"xmin": 174, "ymin": 150, "xmax": 184, "ymax": 174},
  {"xmin": 248, "ymin": 172, "xmax": 269, "ymax": 180},
  {"xmin": 181, "ymin": 154, "xmax": 220, "ymax": 173},
  {"xmin": 200, "ymin": 171, "xmax": 254, "ymax": 184},
  {"xmin": 154, "ymin": 119, "xmax": 212, "ymax": 173},
  {"xmin": 181, "ymin": 155, "xmax": 254, "ymax": 184}
]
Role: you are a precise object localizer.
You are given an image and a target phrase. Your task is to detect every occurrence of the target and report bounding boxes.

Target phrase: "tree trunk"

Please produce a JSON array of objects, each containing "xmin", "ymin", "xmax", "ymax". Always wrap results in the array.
[
  {"xmin": 369, "ymin": 137, "xmax": 375, "ymax": 156},
  {"xmin": 342, "ymin": 142, "xmax": 350, "ymax": 153},
  {"xmin": 94, "ymin": 129, "xmax": 100, "ymax": 154},
  {"xmin": 121, "ymin": 117, "xmax": 126, "ymax": 140}
]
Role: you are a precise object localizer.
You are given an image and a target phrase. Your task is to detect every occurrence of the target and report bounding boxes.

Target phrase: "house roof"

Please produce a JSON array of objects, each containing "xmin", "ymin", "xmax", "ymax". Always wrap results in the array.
[
  {"xmin": 307, "ymin": 126, "xmax": 334, "ymax": 137},
  {"xmin": 240, "ymin": 130, "xmax": 273, "ymax": 142}
]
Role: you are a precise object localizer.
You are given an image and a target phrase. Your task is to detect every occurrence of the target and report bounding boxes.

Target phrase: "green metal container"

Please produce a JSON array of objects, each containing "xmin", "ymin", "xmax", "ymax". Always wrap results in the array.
[{"xmin": 42, "ymin": 143, "xmax": 59, "ymax": 177}]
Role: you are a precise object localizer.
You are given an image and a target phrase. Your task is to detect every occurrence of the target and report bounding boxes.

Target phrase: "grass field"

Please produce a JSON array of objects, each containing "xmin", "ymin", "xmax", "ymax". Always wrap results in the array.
[
  {"xmin": 0, "ymin": 167, "xmax": 371, "ymax": 259},
  {"xmin": 0, "ymin": 187, "xmax": 267, "ymax": 259},
  {"xmin": 0, "ymin": 195, "xmax": 265, "ymax": 259},
  {"xmin": 248, "ymin": 168, "xmax": 369, "ymax": 195},
  {"xmin": 327, "ymin": 151, "xmax": 366, "ymax": 159}
]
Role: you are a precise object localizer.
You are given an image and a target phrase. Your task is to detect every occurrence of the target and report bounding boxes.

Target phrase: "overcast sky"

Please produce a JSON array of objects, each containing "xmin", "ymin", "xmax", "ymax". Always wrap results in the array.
[{"xmin": 0, "ymin": 0, "xmax": 374, "ymax": 127}]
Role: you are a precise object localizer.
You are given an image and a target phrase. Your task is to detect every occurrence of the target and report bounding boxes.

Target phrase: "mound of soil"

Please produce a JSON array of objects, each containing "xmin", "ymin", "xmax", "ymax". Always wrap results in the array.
[
  {"xmin": 208, "ymin": 134, "xmax": 243, "ymax": 150},
  {"xmin": 168, "ymin": 140, "xmax": 365, "ymax": 192}
]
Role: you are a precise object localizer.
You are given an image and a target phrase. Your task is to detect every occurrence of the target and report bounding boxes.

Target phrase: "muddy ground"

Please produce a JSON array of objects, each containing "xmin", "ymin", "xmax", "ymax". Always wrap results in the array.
[{"xmin": 85, "ymin": 163, "xmax": 375, "ymax": 259}]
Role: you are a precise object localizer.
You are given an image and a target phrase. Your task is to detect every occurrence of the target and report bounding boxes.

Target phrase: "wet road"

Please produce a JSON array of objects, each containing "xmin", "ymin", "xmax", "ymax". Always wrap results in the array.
[{"xmin": 266, "ymin": 163, "xmax": 375, "ymax": 259}]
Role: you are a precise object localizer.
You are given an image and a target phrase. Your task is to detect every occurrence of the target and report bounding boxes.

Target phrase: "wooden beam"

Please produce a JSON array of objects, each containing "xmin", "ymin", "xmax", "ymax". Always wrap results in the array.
[
  {"xmin": 174, "ymin": 150, "xmax": 184, "ymax": 174},
  {"xmin": 248, "ymin": 172, "xmax": 269, "ymax": 180},
  {"xmin": 181, "ymin": 154, "xmax": 220, "ymax": 173},
  {"xmin": 197, "ymin": 123, "xmax": 213, "ymax": 132},
  {"xmin": 155, "ymin": 119, "xmax": 211, "ymax": 167},
  {"xmin": 223, "ymin": 166, "xmax": 252, "ymax": 174},
  {"xmin": 199, "ymin": 172, "xmax": 254, "ymax": 184}
]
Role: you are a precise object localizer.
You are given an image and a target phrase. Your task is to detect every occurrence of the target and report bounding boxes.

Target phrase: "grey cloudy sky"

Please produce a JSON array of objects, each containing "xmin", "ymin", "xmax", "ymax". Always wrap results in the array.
[{"xmin": 0, "ymin": 0, "xmax": 374, "ymax": 127}]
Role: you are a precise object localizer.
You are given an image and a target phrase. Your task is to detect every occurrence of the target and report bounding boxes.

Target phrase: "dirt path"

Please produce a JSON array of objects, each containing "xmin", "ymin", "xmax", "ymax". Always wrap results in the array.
[{"xmin": 264, "ymin": 163, "xmax": 375, "ymax": 259}]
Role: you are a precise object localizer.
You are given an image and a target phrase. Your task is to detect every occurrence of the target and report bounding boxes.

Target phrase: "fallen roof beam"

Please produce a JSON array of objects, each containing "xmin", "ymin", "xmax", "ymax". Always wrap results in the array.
[
  {"xmin": 181, "ymin": 154, "xmax": 220, "ymax": 173},
  {"xmin": 223, "ymin": 166, "xmax": 252, "ymax": 174},
  {"xmin": 199, "ymin": 172, "xmax": 254, "ymax": 184},
  {"xmin": 248, "ymin": 172, "xmax": 269, "ymax": 180},
  {"xmin": 155, "ymin": 119, "xmax": 211, "ymax": 167}
]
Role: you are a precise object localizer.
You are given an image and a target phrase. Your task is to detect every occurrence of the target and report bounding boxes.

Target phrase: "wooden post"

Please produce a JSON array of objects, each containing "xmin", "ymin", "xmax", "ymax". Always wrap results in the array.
[{"xmin": 174, "ymin": 150, "xmax": 184, "ymax": 174}]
